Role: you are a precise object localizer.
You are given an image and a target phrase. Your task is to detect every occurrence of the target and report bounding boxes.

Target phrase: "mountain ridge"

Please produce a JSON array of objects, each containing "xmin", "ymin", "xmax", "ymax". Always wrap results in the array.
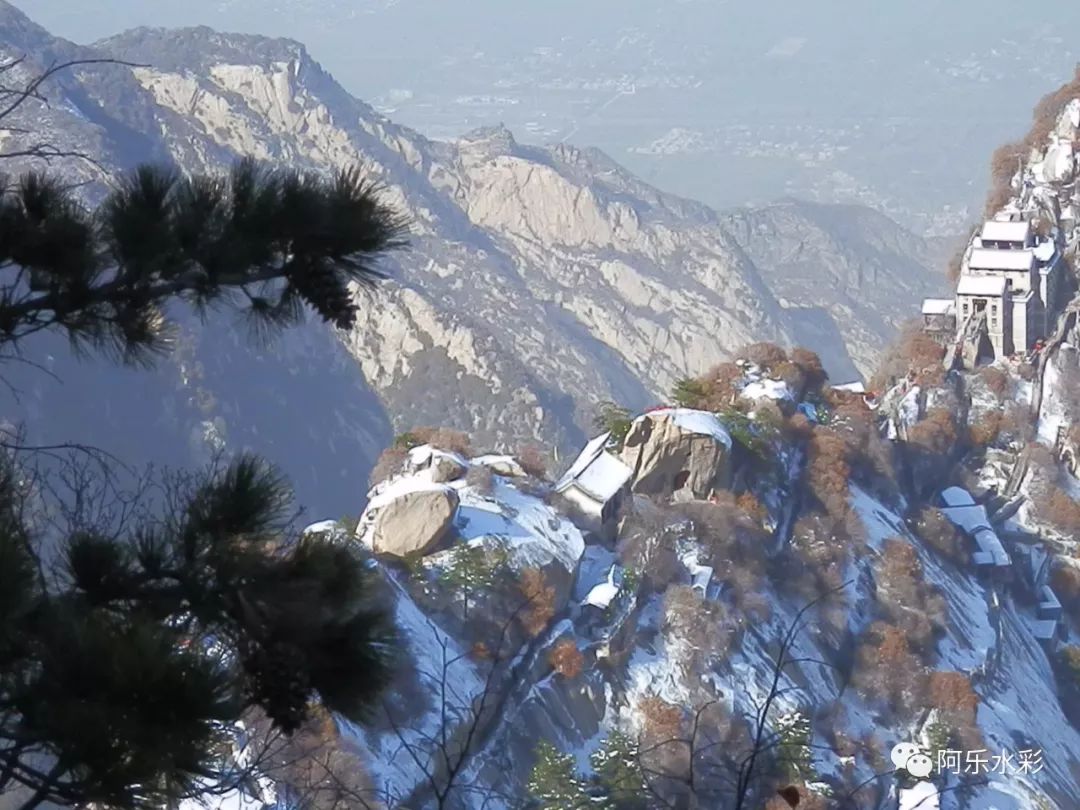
[{"xmin": 1, "ymin": 1, "xmax": 943, "ymax": 504}]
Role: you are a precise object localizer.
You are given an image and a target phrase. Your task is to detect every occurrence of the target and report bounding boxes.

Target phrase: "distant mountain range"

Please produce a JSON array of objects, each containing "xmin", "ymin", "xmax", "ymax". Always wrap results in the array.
[{"xmin": 0, "ymin": 1, "xmax": 947, "ymax": 512}]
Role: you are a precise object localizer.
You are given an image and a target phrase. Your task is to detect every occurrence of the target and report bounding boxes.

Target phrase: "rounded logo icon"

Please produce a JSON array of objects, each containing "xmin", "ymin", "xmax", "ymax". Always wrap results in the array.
[
  {"xmin": 906, "ymin": 752, "xmax": 934, "ymax": 779},
  {"xmin": 890, "ymin": 742, "xmax": 921, "ymax": 771}
]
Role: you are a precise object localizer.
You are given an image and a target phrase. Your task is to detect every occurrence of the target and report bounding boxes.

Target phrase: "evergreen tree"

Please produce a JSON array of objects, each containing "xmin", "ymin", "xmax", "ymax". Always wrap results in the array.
[
  {"xmin": 0, "ymin": 453, "xmax": 398, "ymax": 810},
  {"xmin": 923, "ymin": 718, "xmax": 953, "ymax": 760},
  {"xmin": 591, "ymin": 730, "xmax": 648, "ymax": 810},
  {"xmin": 438, "ymin": 540, "xmax": 509, "ymax": 619},
  {"xmin": 671, "ymin": 377, "xmax": 707, "ymax": 409},
  {"xmin": 774, "ymin": 710, "xmax": 814, "ymax": 784},
  {"xmin": 0, "ymin": 159, "xmax": 406, "ymax": 362},
  {"xmin": 593, "ymin": 401, "xmax": 632, "ymax": 448},
  {"xmin": 528, "ymin": 740, "xmax": 589, "ymax": 809},
  {"xmin": 0, "ymin": 156, "xmax": 407, "ymax": 810}
]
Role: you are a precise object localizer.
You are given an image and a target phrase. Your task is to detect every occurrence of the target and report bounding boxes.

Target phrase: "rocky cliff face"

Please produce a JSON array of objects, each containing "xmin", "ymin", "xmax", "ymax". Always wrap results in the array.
[
  {"xmin": 305, "ymin": 90, "xmax": 1080, "ymax": 809},
  {"xmin": 722, "ymin": 200, "xmax": 953, "ymax": 379},
  {"xmin": 0, "ymin": 2, "xmax": 943, "ymax": 495}
]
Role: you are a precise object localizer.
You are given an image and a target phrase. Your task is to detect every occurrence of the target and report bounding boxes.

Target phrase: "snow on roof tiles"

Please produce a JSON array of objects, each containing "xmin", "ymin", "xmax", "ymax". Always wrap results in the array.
[
  {"xmin": 584, "ymin": 566, "xmax": 620, "ymax": 609},
  {"xmin": 832, "ymin": 381, "xmax": 866, "ymax": 393},
  {"xmin": 1033, "ymin": 240, "xmax": 1056, "ymax": 262},
  {"xmin": 573, "ymin": 451, "xmax": 633, "ymax": 502},
  {"xmin": 968, "ymin": 248, "xmax": 1035, "ymax": 272},
  {"xmin": 922, "ymin": 298, "xmax": 955, "ymax": 316},
  {"xmin": 1032, "ymin": 619, "xmax": 1059, "ymax": 641},
  {"xmin": 940, "ymin": 504, "xmax": 992, "ymax": 535},
  {"xmin": 556, "ymin": 432, "xmax": 611, "ymax": 490},
  {"xmin": 980, "ymin": 220, "xmax": 1031, "ymax": 243},
  {"xmin": 973, "ymin": 527, "xmax": 1010, "ymax": 567},
  {"xmin": 956, "ymin": 275, "xmax": 1007, "ymax": 296},
  {"xmin": 939, "ymin": 486, "xmax": 976, "ymax": 507},
  {"xmin": 1039, "ymin": 586, "xmax": 1062, "ymax": 611},
  {"xmin": 556, "ymin": 431, "xmax": 632, "ymax": 502}
]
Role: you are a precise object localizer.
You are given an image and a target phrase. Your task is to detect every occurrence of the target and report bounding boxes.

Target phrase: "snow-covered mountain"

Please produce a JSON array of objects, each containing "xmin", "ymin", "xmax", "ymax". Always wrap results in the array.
[
  {"xmin": 276, "ymin": 70, "xmax": 1080, "ymax": 810},
  {"xmin": 0, "ymin": 1, "xmax": 945, "ymax": 511},
  {"xmin": 4, "ymin": 3, "xmax": 1080, "ymax": 808}
]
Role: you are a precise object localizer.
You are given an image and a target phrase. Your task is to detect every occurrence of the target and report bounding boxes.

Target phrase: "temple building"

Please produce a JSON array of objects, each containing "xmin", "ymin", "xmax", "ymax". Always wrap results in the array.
[{"xmin": 930, "ymin": 217, "xmax": 1064, "ymax": 363}]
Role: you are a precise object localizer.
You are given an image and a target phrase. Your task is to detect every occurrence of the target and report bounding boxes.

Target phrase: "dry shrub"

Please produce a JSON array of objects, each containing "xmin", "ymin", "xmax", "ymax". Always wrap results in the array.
[
  {"xmin": 928, "ymin": 671, "xmax": 978, "ymax": 719},
  {"xmin": 258, "ymin": 705, "xmax": 380, "ymax": 810},
  {"xmin": 677, "ymin": 499, "xmax": 767, "ymax": 606},
  {"xmin": 407, "ymin": 426, "xmax": 472, "ymax": 456},
  {"xmin": 765, "ymin": 786, "xmax": 830, "ymax": 810},
  {"xmin": 877, "ymin": 538, "xmax": 947, "ymax": 658},
  {"xmin": 663, "ymin": 585, "xmax": 735, "ymax": 661},
  {"xmin": 871, "ymin": 319, "xmax": 947, "ymax": 391},
  {"xmin": 516, "ymin": 443, "xmax": 548, "ymax": 479},
  {"xmin": 617, "ymin": 503, "xmax": 681, "ymax": 589},
  {"xmin": 1052, "ymin": 563, "xmax": 1080, "ymax": 621},
  {"xmin": 1040, "ymin": 487, "xmax": 1080, "ymax": 535},
  {"xmin": 908, "ymin": 407, "xmax": 958, "ymax": 456},
  {"xmin": 912, "ymin": 506, "xmax": 966, "ymax": 564},
  {"xmin": 946, "ymin": 226, "xmax": 978, "ymax": 284},
  {"xmin": 806, "ymin": 427, "xmax": 852, "ymax": 522},
  {"xmin": 984, "ymin": 67, "xmax": 1080, "ymax": 216},
  {"xmin": 784, "ymin": 411, "xmax": 814, "ymax": 441},
  {"xmin": 548, "ymin": 638, "xmax": 584, "ymax": 679},
  {"xmin": 791, "ymin": 347, "xmax": 829, "ymax": 392},
  {"xmin": 978, "ymin": 366, "xmax": 1010, "ymax": 398},
  {"xmin": 1028, "ymin": 65, "xmax": 1080, "ymax": 148},
  {"xmin": 999, "ymin": 403, "xmax": 1034, "ymax": 445},
  {"xmin": 927, "ymin": 671, "xmax": 982, "ymax": 749},
  {"xmin": 983, "ymin": 184, "xmax": 1013, "ymax": 219},
  {"xmin": 854, "ymin": 621, "xmax": 927, "ymax": 715},
  {"xmin": 736, "ymin": 491, "xmax": 768, "ymax": 524},
  {"xmin": 743, "ymin": 342, "xmax": 789, "ymax": 371},
  {"xmin": 753, "ymin": 399, "xmax": 786, "ymax": 432},
  {"xmin": 700, "ymin": 361, "xmax": 743, "ymax": 410},
  {"xmin": 369, "ymin": 446, "xmax": 408, "ymax": 487},
  {"xmin": 988, "ymin": 140, "xmax": 1026, "ymax": 210},
  {"xmin": 519, "ymin": 568, "xmax": 556, "ymax": 637},
  {"xmin": 916, "ymin": 364, "xmax": 947, "ymax": 388},
  {"xmin": 772, "ymin": 360, "xmax": 807, "ymax": 397},
  {"xmin": 786, "ymin": 511, "xmax": 853, "ymax": 603},
  {"xmin": 968, "ymin": 411, "xmax": 1003, "ymax": 448},
  {"xmin": 638, "ymin": 694, "xmax": 683, "ymax": 743},
  {"xmin": 465, "ymin": 463, "xmax": 495, "ymax": 495}
]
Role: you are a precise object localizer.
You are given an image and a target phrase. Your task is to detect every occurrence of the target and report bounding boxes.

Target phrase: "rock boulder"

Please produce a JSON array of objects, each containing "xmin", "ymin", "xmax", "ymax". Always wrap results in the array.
[
  {"xmin": 619, "ymin": 411, "xmax": 731, "ymax": 499},
  {"xmin": 371, "ymin": 487, "xmax": 459, "ymax": 558},
  {"xmin": 430, "ymin": 454, "xmax": 467, "ymax": 483}
]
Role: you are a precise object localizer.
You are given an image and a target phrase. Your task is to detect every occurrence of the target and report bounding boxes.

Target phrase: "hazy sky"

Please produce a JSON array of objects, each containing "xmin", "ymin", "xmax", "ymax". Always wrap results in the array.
[{"xmin": 15, "ymin": 1, "xmax": 1080, "ymax": 230}]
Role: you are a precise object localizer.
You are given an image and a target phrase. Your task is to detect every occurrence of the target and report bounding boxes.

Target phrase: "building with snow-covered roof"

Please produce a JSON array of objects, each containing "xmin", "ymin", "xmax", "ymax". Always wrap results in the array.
[
  {"xmin": 555, "ymin": 432, "xmax": 633, "ymax": 539},
  {"xmin": 921, "ymin": 298, "xmax": 956, "ymax": 335},
  {"xmin": 951, "ymin": 218, "xmax": 1065, "ymax": 363},
  {"xmin": 937, "ymin": 486, "xmax": 976, "ymax": 508},
  {"xmin": 1037, "ymin": 586, "xmax": 1063, "ymax": 622},
  {"xmin": 979, "ymin": 219, "xmax": 1033, "ymax": 249},
  {"xmin": 832, "ymin": 381, "xmax": 866, "ymax": 394}
]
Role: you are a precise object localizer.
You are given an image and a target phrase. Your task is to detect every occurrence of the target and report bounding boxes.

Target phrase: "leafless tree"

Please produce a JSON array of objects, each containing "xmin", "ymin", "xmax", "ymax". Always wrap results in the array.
[
  {"xmin": 0, "ymin": 55, "xmax": 138, "ymax": 166},
  {"xmin": 630, "ymin": 586, "xmax": 854, "ymax": 810},
  {"xmin": 381, "ymin": 603, "xmax": 535, "ymax": 810}
]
